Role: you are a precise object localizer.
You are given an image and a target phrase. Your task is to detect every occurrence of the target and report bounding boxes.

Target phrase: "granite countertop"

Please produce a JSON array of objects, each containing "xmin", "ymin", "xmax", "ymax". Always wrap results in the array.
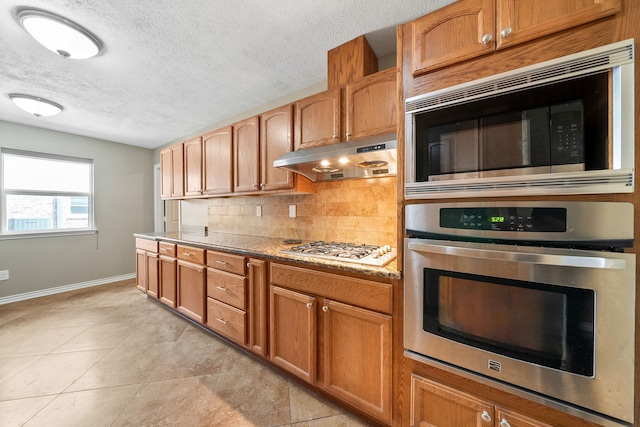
[{"xmin": 135, "ymin": 231, "xmax": 401, "ymax": 280}]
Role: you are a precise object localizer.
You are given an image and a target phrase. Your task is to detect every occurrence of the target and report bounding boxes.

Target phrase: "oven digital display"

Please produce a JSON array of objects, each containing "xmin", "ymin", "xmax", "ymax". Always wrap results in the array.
[{"xmin": 440, "ymin": 207, "xmax": 567, "ymax": 232}]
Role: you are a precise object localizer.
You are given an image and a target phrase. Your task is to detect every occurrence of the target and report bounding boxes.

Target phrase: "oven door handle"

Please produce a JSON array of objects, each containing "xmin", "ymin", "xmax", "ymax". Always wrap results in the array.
[{"xmin": 407, "ymin": 241, "xmax": 628, "ymax": 269}]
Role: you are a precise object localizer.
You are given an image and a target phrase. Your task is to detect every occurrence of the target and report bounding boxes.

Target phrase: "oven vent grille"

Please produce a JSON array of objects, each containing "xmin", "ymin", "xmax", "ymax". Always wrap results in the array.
[
  {"xmin": 405, "ymin": 169, "xmax": 634, "ymax": 199},
  {"xmin": 405, "ymin": 40, "xmax": 634, "ymax": 114}
]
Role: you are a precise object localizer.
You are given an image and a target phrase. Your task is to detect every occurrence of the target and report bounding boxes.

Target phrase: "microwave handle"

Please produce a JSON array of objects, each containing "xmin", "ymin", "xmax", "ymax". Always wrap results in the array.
[{"xmin": 407, "ymin": 241, "xmax": 628, "ymax": 270}]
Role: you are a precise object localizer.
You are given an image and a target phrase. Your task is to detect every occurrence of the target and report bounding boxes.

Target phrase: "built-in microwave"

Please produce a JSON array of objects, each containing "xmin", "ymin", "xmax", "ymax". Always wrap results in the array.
[{"xmin": 405, "ymin": 39, "xmax": 635, "ymax": 199}]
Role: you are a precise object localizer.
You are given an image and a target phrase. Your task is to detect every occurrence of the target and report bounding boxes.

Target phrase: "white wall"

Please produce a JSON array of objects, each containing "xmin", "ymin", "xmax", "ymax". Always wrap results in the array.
[{"xmin": 0, "ymin": 120, "xmax": 155, "ymax": 300}]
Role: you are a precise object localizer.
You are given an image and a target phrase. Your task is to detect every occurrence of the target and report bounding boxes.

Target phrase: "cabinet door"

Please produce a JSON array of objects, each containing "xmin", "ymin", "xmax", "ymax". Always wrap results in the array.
[
  {"xmin": 322, "ymin": 299, "xmax": 392, "ymax": 424},
  {"xmin": 495, "ymin": 0, "xmax": 620, "ymax": 50},
  {"xmin": 260, "ymin": 104, "xmax": 295, "ymax": 191},
  {"xmin": 170, "ymin": 143, "xmax": 184, "ymax": 198},
  {"xmin": 177, "ymin": 260, "xmax": 206, "ymax": 323},
  {"xmin": 202, "ymin": 126, "xmax": 233, "ymax": 195},
  {"xmin": 411, "ymin": 0, "xmax": 495, "ymax": 75},
  {"xmin": 136, "ymin": 249, "xmax": 147, "ymax": 293},
  {"xmin": 234, "ymin": 116, "xmax": 260, "ymax": 193},
  {"xmin": 183, "ymin": 137, "xmax": 203, "ymax": 196},
  {"xmin": 411, "ymin": 374, "xmax": 494, "ymax": 427},
  {"xmin": 159, "ymin": 255, "xmax": 177, "ymax": 308},
  {"xmin": 295, "ymin": 88, "xmax": 341, "ymax": 150},
  {"xmin": 345, "ymin": 68, "xmax": 397, "ymax": 141},
  {"xmin": 269, "ymin": 286, "xmax": 316, "ymax": 383},
  {"xmin": 160, "ymin": 147, "xmax": 173, "ymax": 198},
  {"xmin": 248, "ymin": 258, "xmax": 267, "ymax": 357},
  {"xmin": 146, "ymin": 253, "xmax": 159, "ymax": 299},
  {"xmin": 495, "ymin": 407, "xmax": 553, "ymax": 427}
]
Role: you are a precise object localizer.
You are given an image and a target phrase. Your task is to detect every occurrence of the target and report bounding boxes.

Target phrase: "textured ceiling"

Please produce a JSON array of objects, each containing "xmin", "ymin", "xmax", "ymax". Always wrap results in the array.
[{"xmin": 0, "ymin": 0, "xmax": 454, "ymax": 149}]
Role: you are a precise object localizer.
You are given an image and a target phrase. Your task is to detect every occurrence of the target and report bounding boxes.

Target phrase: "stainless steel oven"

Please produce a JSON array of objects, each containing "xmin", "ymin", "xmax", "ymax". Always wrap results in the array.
[{"xmin": 404, "ymin": 201, "xmax": 635, "ymax": 426}]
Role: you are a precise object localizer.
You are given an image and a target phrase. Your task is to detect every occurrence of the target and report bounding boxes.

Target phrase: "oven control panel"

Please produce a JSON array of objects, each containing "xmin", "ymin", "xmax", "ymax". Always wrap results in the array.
[{"xmin": 440, "ymin": 207, "xmax": 567, "ymax": 232}]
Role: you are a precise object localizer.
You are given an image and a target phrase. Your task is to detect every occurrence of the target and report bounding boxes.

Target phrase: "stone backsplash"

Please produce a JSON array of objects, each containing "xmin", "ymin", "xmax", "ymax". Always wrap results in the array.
[{"xmin": 182, "ymin": 177, "xmax": 397, "ymax": 247}]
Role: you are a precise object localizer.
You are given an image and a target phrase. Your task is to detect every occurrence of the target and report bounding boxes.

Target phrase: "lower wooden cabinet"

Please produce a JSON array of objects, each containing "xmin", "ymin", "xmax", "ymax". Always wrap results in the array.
[
  {"xmin": 247, "ymin": 258, "xmax": 267, "ymax": 357},
  {"xmin": 158, "ymin": 242, "xmax": 177, "ymax": 308},
  {"xmin": 410, "ymin": 375, "xmax": 552, "ymax": 427},
  {"xmin": 135, "ymin": 238, "xmax": 158, "ymax": 297},
  {"xmin": 176, "ymin": 246, "xmax": 206, "ymax": 323}
]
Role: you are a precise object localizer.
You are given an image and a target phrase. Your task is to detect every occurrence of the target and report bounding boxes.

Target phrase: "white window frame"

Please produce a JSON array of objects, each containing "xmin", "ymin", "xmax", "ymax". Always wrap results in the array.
[{"xmin": 0, "ymin": 148, "xmax": 96, "ymax": 239}]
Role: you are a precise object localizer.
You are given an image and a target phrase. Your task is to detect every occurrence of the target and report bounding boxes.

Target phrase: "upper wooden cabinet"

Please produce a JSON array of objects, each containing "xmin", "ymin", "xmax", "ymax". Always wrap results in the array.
[
  {"xmin": 260, "ymin": 104, "xmax": 295, "ymax": 191},
  {"xmin": 296, "ymin": 68, "xmax": 397, "ymax": 150},
  {"xmin": 233, "ymin": 116, "xmax": 261, "ymax": 193},
  {"xmin": 160, "ymin": 143, "xmax": 184, "ymax": 199},
  {"xmin": 295, "ymin": 88, "xmax": 342, "ymax": 150},
  {"xmin": 202, "ymin": 126, "xmax": 233, "ymax": 195},
  {"xmin": 411, "ymin": 0, "xmax": 620, "ymax": 75},
  {"xmin": 345, "ymin": 67, "xmax": 397, "ymax": 141},
  {"xmin": 183, "ymin": 136, "xmax": 203, "ymax": 196}
]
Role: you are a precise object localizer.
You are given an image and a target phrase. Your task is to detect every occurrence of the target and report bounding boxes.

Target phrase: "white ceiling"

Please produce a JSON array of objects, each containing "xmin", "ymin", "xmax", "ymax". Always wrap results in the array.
[{"xmin": 0, "ymin": 0, "xmax": 454, "ymax": 149}]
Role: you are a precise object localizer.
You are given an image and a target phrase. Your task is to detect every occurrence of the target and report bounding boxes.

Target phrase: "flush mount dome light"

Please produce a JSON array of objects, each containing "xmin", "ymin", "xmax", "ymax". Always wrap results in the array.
[
  {"xmin": 17, "ymin": 8, "xmax": 103, "ymax": 59},
  {"xmin": 9, "ymin": 94, "xmax": 63, "ymax": 117}
]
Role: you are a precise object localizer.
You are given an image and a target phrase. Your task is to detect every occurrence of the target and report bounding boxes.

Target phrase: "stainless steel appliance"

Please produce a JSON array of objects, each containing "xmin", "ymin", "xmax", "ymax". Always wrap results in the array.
[
  {"xmin": 281, "ymin": 240, "xmax": 397, "ymax": 267},
  {"xmin": 404, "ymin": 201, "xmax": 635, "ymax": 426},
  {"xmin": 273, "ymin": 134, "xmax": 397, "ymax": 182},
  {"xmin": 405, "ymin": 39, "xmax": 635, "ymax": 199}
]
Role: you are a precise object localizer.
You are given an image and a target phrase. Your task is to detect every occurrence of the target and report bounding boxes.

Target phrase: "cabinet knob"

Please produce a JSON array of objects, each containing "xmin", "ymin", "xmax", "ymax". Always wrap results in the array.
[
  {"xmin": 322, "ymin": 305, "xmax": 328, "ymax": 312},
  {"xmin": 481, "ymin": 33, "xmax": 493, "ymax": 44},
  {"xmin": 500, "ymin": 27, "xmax": 512, "ymax": 38},
  {"xmin": 499, "ymin": 420, "xmax": 511, "ymax": 427},
  {"xmin": 481, "ymin": 411, "xmax": 492, "ymax": 423},
  {"xmin": 346, "ymin": 132, "xmax": 351, "ymax": 137},
  {"xmin": 246, "ymin": 262, "xmax": 251, "ymax": 268},
  {"xmin": 253, "ymin": 184, "xmax": 258, "ymax": 188},
  {"xmin": 332, "ymin": 134, "xmax": 338, "ymax": 139},
  {"xmin": 260, "ymin": 183, "xmax": 265, "ymax": 189},
  {"xmin": 306, "ymin": 302, "xmax": 313, "ymax": 309}
]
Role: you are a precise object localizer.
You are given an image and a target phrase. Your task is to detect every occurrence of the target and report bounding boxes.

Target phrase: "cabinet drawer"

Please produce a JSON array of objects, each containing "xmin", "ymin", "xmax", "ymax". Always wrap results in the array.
[
  {"xmin": 159, "ymin": 242, "xmax": 176, "ymax": 257},
  {"xmin": 136, "ymin": 238, "xmax": 158, "ymax": 253},
  {"xmin": 207, "ymin": 298, "xmax": 246, "ymax": 345},
  {"xmin": 206, "ymin": 250, "xmax": 246, "ymax": 275},
  {"xmin": 207, "ymin": 269, "xmax": 246, "ymax": 310},
  {"xmin": 177, "ymin": 245, "xmax": 205, "ymax": 264}
]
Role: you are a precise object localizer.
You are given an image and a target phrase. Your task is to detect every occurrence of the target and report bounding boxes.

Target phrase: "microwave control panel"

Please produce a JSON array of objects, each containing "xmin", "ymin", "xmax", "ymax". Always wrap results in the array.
[{"xmin": 440, "ymin": 207, "xmax": 567, "ymax": 232}]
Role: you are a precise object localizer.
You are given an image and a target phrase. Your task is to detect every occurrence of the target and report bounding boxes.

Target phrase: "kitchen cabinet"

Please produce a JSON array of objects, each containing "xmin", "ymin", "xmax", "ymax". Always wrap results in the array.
[
  {"xmin": 183, "ymin": 136, "xmax": 203, "ymax": 196},
  {"xmin": 176, "ymin": 245, "xmax": 207, "ymax": 323},
  {"xmin": 247, "ymin": 258, "xmax": 267, "ymax": 357},
  {"xmin": 160, "ymin": 143, "xmax": 184, "ymax": 198},
  {"xmin": 269, "ymin": 262, "xmax": 393, "ymax": 424},
  {"xmin": 260, "ymin": 104, "xmax": 296, "ymax": 191},
  {"xmin": 202, "ymin": 126, "xmax": 233, "ymax": 195},
  {"xmin": 135, "ymin": 238, "xmax": 159, "ymax": 297},
  {"xmin": 158, "ymin": 242, "xmax": 177, "ymax": 308},
  {"xmin": 295, "ymin": 87, "xmax": 342, "ymax": 150},
  {"xmin": 410, "ymin": 0, "xmax": 621, "ymax": 75},
  {"xmin": 233, "ymin": 116, "xmax": 260, "ymax": 193},
  {"xmin": 410, "ymin": 375, "xmax": 552, "ymax": 427},
  {"xmin": 205, "ymin": 250, "xmax": 247, "ymax": 345}
]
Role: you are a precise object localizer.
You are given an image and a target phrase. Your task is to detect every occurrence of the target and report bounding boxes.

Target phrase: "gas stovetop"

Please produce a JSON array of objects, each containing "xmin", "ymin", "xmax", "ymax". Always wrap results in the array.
[{"xmin": 280, "ymin": 240, "xmax": 397, "ymax": 267}]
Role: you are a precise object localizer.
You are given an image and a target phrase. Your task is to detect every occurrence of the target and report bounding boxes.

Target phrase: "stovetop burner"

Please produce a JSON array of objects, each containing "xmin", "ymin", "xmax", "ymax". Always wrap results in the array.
[{"xmin": 280, "ymin": 240, "xmax": 396, "ymax": 267}]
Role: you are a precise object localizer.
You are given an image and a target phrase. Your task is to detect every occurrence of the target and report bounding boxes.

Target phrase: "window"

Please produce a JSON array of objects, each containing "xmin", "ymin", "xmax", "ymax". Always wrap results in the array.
[{"xmin": 1, "ymin": 148, "xmax": 95, "ymax": 237}]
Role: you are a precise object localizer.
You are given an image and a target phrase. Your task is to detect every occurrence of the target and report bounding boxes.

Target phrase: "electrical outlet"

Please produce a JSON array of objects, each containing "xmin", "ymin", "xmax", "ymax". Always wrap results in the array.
[
  {"xmin": 256, "ymin": 205, "xmax": 262, "ymax": 217},
  {"xmin": 0, "ymin": 270, "xmax": 9, "ymax": 281},
  {"xmin": 289, "ymin": 205, "xmax": 296, "ymax": 218}
]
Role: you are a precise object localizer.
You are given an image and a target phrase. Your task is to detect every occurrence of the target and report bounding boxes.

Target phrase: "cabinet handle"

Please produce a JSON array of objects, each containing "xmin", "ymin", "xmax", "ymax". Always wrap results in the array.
[
  {"xmin": 322, "ymin": 305, "xmax": 328, "ymax": 312},
  {"xmin": 216, "ymin": 318, "xmax": 229, "ymax": 325},
  {"xmin": 500, "ymin": 27, "xmax": 512, "ymax": 38},
  {"xmin": 216, "ymin": 286, "xmax": 227, "ymax": 291},
  {"xmin": 499, "ymin": 420, "xmax": 511, "ymax": 427},
  {"xmin": 260, "ymin": 183, "xmax": 265, "ymax": 189},
  {"xmin": 306, "ymin": 302, "xmax": 313, "ymax": 308},
  {"xmin": 182, "ymin": 252, "xmax": 192, "ymax": 257},
  {"xmin": 346, "ymin": 132, "xmax": 351, "ymax": 137},
  {"xmin": 197, "ymin": 268, "xmax": 205, "ymax": 274},
  {"xmin": 332, "ymin": 134, "xmax": 338, "ymax": 139},
  {"xmin": 481, "ymin": 33, "xmax": 493, "ymax": 44},
  {"xmin": 481, "ymin": 411, "xmax": 492, "ymax": 423},
  {"xmin": 246, "ymin": 262, "xmax": 251, "ymax": 268},
  {"xmin": 216, "ymin": 260, "xmax": 228, "ymax": 265},
  {"xmin": 253, "ymin": 184, "xmax": 259, "ymax": 188}
]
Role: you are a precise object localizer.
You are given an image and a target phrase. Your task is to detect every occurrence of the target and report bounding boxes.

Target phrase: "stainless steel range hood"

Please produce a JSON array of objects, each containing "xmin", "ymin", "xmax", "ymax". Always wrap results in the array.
[{"xmin": 273, "ymin": 133, "xmax": 397, "ymax": 182}]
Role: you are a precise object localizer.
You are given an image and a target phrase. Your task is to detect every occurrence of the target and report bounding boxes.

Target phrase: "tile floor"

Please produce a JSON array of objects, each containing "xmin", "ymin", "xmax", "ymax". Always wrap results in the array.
[{"xmin": 0, "ymin": 280, "xmax": 373, "ymax": 426}]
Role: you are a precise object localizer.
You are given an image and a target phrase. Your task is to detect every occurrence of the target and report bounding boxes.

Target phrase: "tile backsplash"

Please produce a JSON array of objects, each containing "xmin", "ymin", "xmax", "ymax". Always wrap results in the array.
[{"xmin": 181, "ymin": 177, "xmax": 397, "ymax": 247}]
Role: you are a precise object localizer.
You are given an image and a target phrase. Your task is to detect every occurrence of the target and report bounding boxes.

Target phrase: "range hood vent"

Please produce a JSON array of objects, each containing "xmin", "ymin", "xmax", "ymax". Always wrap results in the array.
[{"xmin": 273, "ymin": 134, "xmax": 397, "ymax": 182}]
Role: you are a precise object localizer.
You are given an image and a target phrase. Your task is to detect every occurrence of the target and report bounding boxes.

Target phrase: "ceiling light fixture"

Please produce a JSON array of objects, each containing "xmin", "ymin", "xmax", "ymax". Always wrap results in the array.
[
  {"xmin": 9, "ymin": 94, "xmax": 64, "ymax": 117},
  {"xmin": 17, "ymin": 8, "xmax": 103, "ymax": 59}
]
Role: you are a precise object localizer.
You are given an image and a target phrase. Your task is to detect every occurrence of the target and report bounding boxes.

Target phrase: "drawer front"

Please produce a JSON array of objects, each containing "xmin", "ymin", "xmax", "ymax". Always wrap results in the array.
[
  {"xmin": 207, "ymin": 269, "xmax": 247, "ymax": 310},
  {"xmin": 207, "ymin": 298, "xmax": 246, "ymax": 345},
  {"xmin": 136, "ymin": 238, "xmax": 158, "ymax": 253},
  {"xmin": 159, "ymin": 242, "xmax": 176, "ymax": 257},
  {"xmin": 206, "ymin": 250, "xmax": 246, "ymax": 275},
  {"xmin": 177, "ymin": 245, "xmax": 206, "ymax": 264}
]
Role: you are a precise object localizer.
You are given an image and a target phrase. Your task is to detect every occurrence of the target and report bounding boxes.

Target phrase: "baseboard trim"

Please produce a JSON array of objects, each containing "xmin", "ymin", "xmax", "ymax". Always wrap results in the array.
[{"xmin": 0, "ymin": 273, "xmax": 136, "ymax": 305}]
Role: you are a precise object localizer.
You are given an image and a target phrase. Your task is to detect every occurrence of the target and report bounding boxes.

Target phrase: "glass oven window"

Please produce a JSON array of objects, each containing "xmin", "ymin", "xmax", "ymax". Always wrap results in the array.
[{"xmin": 423, "ymin": 269, "xmax": 595, "ymax": 376}]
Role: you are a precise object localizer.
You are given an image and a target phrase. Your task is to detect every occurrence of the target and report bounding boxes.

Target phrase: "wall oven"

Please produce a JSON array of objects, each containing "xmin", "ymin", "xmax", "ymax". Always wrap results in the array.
[
  {"xmin": 405, "ymin": 39, "xmax": 635, "ymax": 199},
  {"xmin": 404, "ymin": 201, "xmax": 635, "ymax": 425}
]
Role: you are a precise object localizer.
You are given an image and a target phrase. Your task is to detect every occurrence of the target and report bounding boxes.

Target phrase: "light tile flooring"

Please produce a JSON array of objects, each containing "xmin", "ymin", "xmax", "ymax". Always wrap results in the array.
[{"xmin": 0, "ymin": 280, "xmax": 373, "ymax": 427}]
